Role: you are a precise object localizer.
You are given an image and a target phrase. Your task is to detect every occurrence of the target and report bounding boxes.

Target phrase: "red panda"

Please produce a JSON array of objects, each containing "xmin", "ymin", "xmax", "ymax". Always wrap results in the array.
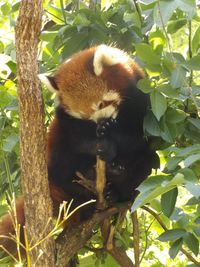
[{"xmin": 0, "ymin": 44, "xmax": 159, "ymax": 253}]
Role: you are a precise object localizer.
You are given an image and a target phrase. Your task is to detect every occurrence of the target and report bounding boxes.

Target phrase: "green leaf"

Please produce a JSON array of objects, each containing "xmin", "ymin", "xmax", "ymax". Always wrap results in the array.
[
  {"xmin": 187, "ymin": 55, "xmax": 200, "ymax": 70},
  {"xmin": 149, "ymin": 29, "xmax": 166, "ymax": 52},
  {"xmin": 140, "ymin": 0, "xmax": 156, "ymax": 3},
  {"xmin": 166, "ymin": 108, "xmax": 186, "ymax": 123},
  {"xmin": 177, "ymin": 0, "xmax": 196, "ymax": 19},
  {"xmin": 170, "ymin": 66, "xmax": 187, "ymax": 89},
  {"xmin": 0, "ymin": 41, "xmax": 4, "ymax": 53},
  {"xmin": 6, "ymin": 61, "xmax": 17, "ymax": 74},
  {"xmin": 154, "ymin": 1, "xmax": 178, "ymax": 27},
  {"xmin": 184, "ymin": 232, "xmax": 199, "ymax": 256},
  {"xmin": 137, "ymin": 78, "xmax": 155, "ymax": 93},
  {"xmin": 161, "ymin": 188, "xmax": 178, "ymax": 217},
  {"xmin": 157, "ymin": 229, "xmax": 186, "ymax": 242},
  {"xmin": 166, "ymin": 157, "xmax": 182, "ymax": 171},
  {"xmin": 144, "ymin": 112, "xmax": 161, "ymax": 136},
  {"xmin": 11, "ymin": 2, "xmax": 20, "ymax": 12},
  {"xmin": 185, "ymin": 182, "xmax": 200, "ymax": 198},
  {"xmin": 193, "ymin": 226, "xmax": 200, "ymax": 237},
  {"xmin": 61, "ymin": 33, "xmax": 88, "ymax": 60},
  {"xmin": 194, "ymin": 217, "xmax": 200, "ymax": 224},
  {"xmin": 45, "ymin": 5, "xmax": 66, "ymax": 24},
  {"xmin": 186, "ymin": 197, "xmax": 199, "ymax": 206},
  {"xmin": 158, "ymin": 84, "xmax": 179, "ymax": 98},
  {"xmin": 192, "ymin": 26, "xmax": 200, "ymax": 54},
  {"xmin": 1, "ymin": 3, "xmax": 10, "ymax": 15},
  {"xmin": 40, "ymin": 31, "xmax": 58, "ymax": 42},
  {"xmin": 186, "ymin": 264, "xmax": 199, "ymax": 267},
  {"xmin": 167, "ymin": 19, "xmax": 187, "ymax": 34},
  {"xmin": 0, "ymin": 205, "xmax": 9, "ymax": 217},
  {"xmin": 132, "ymin": 173, "xmax": 184, "ymax": 212},
  {"xmin": 2, "ymin": 134, "xmax": 19, "ymax": 152},
  {"xmin": 188, "ymin": 118, "xmax": 200, "ymax": 130},
  {"xmin": 150, "ymin": 91, "xmax": 167, "ymax": 121},
  {"xmin": 184, "ymin": 153, "xmax": 200, "ymax": 167},
  {"xmin": 74, "ymin": 14, "xmax": 90, "ymax": 27},
  {"xmin": 175, "ymin": 145, "xmax": 200, "ymax": 157},
  {"xmin": 160, "ymin": 122, "xmax": 175, "ymax": 143},
  {"xmin": 179, "ymin": 168, "xmax": 197, "ymax": 182},
  {"xmin": 135, "ymin": 43, "xmax": 160, "ymax": 65},
  {"xmin": 169, "ymin": 238, "xmax": 183, "ymax": 259},
  {"xmin": 0, "ymin": 86, "xmax": 14, "ymax": 108},
  {"xmin": 0, "ymin": 116, "xmax": 6, "ymax": 131},
  {"xmin": 137, "ymin": 175, "xmax": 169, "ymax": 193}
]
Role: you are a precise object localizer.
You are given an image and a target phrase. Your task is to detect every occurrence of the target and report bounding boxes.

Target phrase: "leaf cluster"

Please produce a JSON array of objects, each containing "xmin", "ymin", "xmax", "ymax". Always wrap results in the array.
[{"xmin": 0, "ymin": 0, "xmax": 200, "ymax": 265}]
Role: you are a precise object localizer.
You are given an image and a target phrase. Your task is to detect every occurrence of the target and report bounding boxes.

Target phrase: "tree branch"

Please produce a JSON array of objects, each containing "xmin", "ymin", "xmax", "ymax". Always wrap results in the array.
[
  {"xmin": 56, "ymin": 207, "xmax": 122, "ymax": 267},
  {"xmin": 131, "ymin": 211, "xmax": 140, "ymax": 267},
  {"xmin": 15, "ymin": 1, "xmax": 55, "ymax": 265},
  {"xmin": 96, "ymin": 157, "xmax": 107, "ymax": 210}
]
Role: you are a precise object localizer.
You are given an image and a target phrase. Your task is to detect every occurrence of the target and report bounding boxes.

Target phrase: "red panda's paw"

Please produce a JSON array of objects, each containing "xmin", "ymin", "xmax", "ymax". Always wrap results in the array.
[
  {"xmin": 96, "ymin": 118, "xmax": 117, "ymax": 138},
  {"xmin": 96, "ymin": 139, "xmax": 117, "ymax": 162},
  {"xmin": 107, "ymin": 161, "xmax": 125, "ymax": 175},
  {"xmin": 104, "ymin": 182, "xmax": 119, "ymax": 205}
]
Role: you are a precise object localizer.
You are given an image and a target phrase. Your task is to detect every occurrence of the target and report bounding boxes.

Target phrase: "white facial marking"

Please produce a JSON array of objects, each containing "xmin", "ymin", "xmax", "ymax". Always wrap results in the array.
[
  {"xmin": 64, "ymin": 58, "xmax": 71, "ymax": 64},
  {"xmin": 90, "ymin": 105, "xmax": 118, "ymax": 122},
  {"xmin": 67, "ymin": 110, "xmax": 84, "ymax": 119},
  {"xmin": 93, "ymin": 44, "xmax": 128, "ymax": 76},
  {"xmin": 103, "ymin": 91, "xmax": 120, "ymax": 102},
  {"xmin": 38, "ymin": 74, "xmax": 57, "ymax": 93}
]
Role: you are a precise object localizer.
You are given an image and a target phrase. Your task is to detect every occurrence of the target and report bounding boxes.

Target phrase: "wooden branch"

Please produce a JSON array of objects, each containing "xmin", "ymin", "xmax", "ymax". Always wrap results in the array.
[
  {"xmin": 75, "ymin": 172, "xmax": 96, "ymax": 193},
  {"xmin": 96, "ymin": 156, "xmax": 107, "ymax": 210},
  {"xmin": 105, "ymin": 246, "xmax": 135, "ymax": 267},
  {"xmin": 56, "ymin": 207, "xmax": 119, "ymax": 267},
  {"xmin": 15, "ymin": 1, "xmax": 55, "ymax": 265},
  {"xmin": 131, "ymin": 211, "xmax": 140, "ymax": 267},
  {"xmin": 62, "ymin": 158, "xmax": 134, "ymax": 267}
]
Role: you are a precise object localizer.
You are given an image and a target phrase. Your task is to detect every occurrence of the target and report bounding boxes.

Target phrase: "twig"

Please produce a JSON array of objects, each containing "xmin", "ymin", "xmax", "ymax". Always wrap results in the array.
[
  {"xmin": 142, "ymin": 206, "xmax": 200, "ymax": 266},
  {"xmin": 131, "ymin": 211, "xmax": 140, "ymax": 267},
  {"xmin": 133, "ymin": 0, "xmax": 143, "ymax": 26},
  {"xmin": 187, "ymin": 20, "xmax": 200, "ymax": 117},
  {"xmin": 106, "ymin": 225, "xmax": 115, "ymax": 251},
  {"xmin": 75, "ymin": 171, "xmax": 96, "ymax": 193},
  {"xmin": 139, "ymin": 213, "xmax": 155, "ymax": 264},
  {"xmin": 188, "ymin": 87, "xmax": 200, "ymax": 117},
  {"xmin": 96, "ymin": 156, "xmax": 107, "ymax": 210},
  {"xmin": 56, "ymin": 206, "xmax": 125, "ymax": 267},
  {"xmin": 105, "ymin": 246, "xmax": 135, "ymax": 267},
  {"xmin": 101, "ymin": 214, "xmax": 134, "ymax": 267},
  {"xmin": 133, "ymin": 0, "xmax": 148, "ymax": 43},
  {"xmin": 157, "ymin": 0, "xmax": 173, "ymax": 57},
  {"xmin": 60, "ymin": 0, "xmax": 67, "ymax": 24}
]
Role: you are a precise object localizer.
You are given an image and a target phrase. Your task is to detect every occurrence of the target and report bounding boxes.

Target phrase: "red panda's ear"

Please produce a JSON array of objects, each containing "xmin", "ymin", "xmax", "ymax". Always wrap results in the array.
[
  {"xmin": 93, "ymin": 45, "xmax": 128, "ymax": 76},
  {"xmin": 38, "ymin": 74, "xmax": 59, "ymax": 92}
]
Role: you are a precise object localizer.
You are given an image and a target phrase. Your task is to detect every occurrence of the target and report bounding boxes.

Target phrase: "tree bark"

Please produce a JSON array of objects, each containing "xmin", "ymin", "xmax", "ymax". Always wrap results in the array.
[{"xmin": 15, "ymin": 1, "xmax": 55, "ymax": 266}]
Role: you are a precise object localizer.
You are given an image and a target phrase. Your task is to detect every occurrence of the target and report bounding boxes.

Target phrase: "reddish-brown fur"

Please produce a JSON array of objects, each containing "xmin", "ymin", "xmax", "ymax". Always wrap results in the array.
[
  {"xmin": 100, "ymin": 62, "xmax": 144, "ymax": 93},
  {"xmin": 0, "ymin": 45, "xmax": 157, "ymax": 256},
  {"xmin": 0, "ymin": 196, "xmax": 24, "ymax": 254},
  {"xmin": 52, "ymin": 46, "xmax": 144, "ymax": 119}
]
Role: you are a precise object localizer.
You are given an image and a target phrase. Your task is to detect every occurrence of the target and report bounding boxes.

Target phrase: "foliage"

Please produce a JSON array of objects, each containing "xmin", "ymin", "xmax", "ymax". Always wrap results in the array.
[{"xmin": 0, "ymin": 0, "xmax": 200, "ymax": 266}]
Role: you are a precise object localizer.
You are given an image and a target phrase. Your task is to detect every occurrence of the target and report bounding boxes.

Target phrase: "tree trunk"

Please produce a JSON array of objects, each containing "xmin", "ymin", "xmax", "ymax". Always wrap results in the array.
[{"xmin": 15, "ymin": 1, "xmax": 55, "ymax": 266}]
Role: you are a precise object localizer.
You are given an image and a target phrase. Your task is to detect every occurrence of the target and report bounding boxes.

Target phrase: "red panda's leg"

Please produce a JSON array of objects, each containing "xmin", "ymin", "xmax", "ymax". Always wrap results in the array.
[{"xmin": 0, "ymin": 196, "xmax": 25, "ymax": 255}]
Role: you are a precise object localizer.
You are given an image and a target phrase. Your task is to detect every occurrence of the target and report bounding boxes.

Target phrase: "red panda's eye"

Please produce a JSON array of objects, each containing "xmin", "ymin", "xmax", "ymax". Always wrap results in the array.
[{"xmin": 99, "ymin": 102, "xmax": 104, "ymax": 109}]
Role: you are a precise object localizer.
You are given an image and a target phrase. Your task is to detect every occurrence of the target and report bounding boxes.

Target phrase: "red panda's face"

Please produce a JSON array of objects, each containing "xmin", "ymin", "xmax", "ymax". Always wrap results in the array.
[{"xmin": 39, "ymin": 45, "xmax": 144, "ymax": 122}]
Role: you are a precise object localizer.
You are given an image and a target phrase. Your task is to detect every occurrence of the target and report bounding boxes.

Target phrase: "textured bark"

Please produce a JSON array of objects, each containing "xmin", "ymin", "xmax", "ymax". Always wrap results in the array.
[
  {"xmin": 15, "ymin": 1, "xmax": 55, "ymax": 266},
  {"xmin": 96, "ymin": 157, "xmax": 107, "ymax": 210},
  {"xmin": 132, "ymin": 211, "xmax": 140, "ymax": 267},
  {"xmin": 56, "ymin": 207, "xmax": 122, "ymax": 267}
]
